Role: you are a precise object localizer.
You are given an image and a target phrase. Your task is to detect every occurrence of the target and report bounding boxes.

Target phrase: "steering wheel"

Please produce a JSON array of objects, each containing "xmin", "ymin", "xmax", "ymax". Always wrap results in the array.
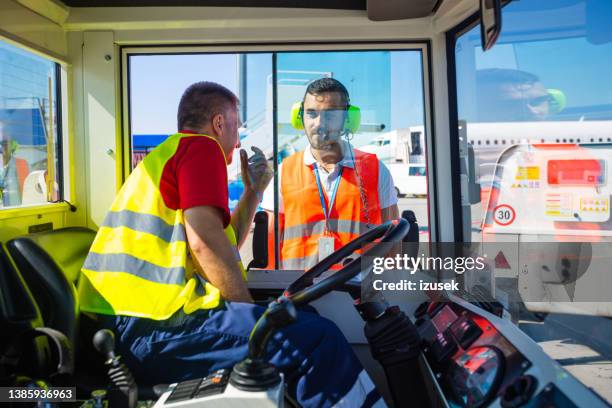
[
  {"xmin": 283, "ymin": 218, "xmax": 410, "ymax": 306},
  {"xmin": 246, "ymin": 219, "xmax": 409, "ymax": 361},
  {"xmin": 245, "ymin": 218, "xmax": 409, "ymax": 363}
]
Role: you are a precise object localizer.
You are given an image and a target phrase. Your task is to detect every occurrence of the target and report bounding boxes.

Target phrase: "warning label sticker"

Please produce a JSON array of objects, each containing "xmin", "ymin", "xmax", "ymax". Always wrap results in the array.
[
  {"xmin": 515, "ymin": 166, "xmax": 540, "ymax": 181},
  {"xmin": 580, "ymin": 197, "xmax": 609, "ymax": 213},
  {"xmin": 578, "ymin": 196, "xmax": 610, "ymax": 222},
  {"xmin": 512, "ymin": 166, "xmax": 541, "ymax": 188},
  {"xmin": 545, "ymin": 193, "xmax": 573, "ymax": 219}
]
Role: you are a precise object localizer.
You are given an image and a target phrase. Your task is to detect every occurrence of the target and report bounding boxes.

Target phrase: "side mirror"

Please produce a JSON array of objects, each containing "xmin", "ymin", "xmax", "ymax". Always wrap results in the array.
[
  {"xmin": 480, "ymin": 0, "xmax": 503, "ymax": 51},
  {"xmin": 247, "ymin": 211, "xmax": 269, "ymax": 271}
]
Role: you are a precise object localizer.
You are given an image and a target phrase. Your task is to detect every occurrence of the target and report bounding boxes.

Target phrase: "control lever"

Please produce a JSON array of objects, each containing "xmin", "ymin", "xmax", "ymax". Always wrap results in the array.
[
  {"xmin": 229, "ymin": 298, "xmax": 296, "ymax": 391},
  {"xmin": 93, "ymin": 329, "xmax": 138, "ymax": 408},
  {"xmin": 93, "ymin": 329, "xmax": 116, "ymax": 360}
]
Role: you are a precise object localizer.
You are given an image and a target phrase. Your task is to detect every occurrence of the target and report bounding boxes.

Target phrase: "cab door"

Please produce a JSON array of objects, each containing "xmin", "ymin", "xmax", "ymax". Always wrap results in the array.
[{"xmin": 447, "ymin": 0, "xmax": 612, "ymax": 402}]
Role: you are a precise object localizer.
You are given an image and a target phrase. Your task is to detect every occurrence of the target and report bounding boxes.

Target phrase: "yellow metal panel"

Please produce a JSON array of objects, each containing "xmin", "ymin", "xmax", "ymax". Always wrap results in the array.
[
  {"xmin": 0, "ymin": 206, "xmax": 69, "ymax": 242},
  {"xmin": 83, "ymin": 31, "xmax": 118, "ymax": 228}
]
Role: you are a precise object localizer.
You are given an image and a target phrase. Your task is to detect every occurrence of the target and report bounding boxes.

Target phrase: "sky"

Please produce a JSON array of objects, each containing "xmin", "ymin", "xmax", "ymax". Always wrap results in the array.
[
  {"xmin": 129, "ymin": 53, "xmax": 239, "ymax": 135},
  {"xmin": 129, "ymin": 50, "xmax": 426, "ymax": 136}
]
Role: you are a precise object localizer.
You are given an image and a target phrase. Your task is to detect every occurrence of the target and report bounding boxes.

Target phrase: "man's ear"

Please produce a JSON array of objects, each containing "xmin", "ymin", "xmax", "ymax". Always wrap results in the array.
[{"xmin": 212, "ymin": 113, "xmax": 224, "ymax": 135}]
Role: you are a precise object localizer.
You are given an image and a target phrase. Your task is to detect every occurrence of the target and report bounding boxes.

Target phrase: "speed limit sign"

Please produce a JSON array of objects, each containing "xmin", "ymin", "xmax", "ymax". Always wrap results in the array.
[{"xmin": 493, "ymin": 204, "xmax": 516, "ymax": 226}]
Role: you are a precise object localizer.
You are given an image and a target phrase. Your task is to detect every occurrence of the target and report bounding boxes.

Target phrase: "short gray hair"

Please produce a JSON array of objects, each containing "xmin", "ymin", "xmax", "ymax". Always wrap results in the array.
[{"xmin": 177, "ymin": 82, "xmax": 239, "ymax": 130}]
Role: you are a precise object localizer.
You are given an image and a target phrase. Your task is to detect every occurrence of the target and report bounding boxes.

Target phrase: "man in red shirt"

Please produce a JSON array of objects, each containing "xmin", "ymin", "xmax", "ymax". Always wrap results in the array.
[{"xmin": 88, "ymin": 82, "xmax": 381, "ymax": 407}]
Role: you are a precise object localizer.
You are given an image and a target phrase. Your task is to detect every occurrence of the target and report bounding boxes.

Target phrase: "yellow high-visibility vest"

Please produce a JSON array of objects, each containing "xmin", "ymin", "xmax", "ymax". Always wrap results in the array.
[{"xmin": 78, "ymin": 133, "xmax": 245, "ymax": 320}]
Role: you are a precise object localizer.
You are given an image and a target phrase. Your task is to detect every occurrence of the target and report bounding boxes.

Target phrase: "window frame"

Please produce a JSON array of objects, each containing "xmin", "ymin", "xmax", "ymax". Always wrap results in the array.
[
  {"xmin": 445, "ymin": 14, "xmax": 481, "ymax": 243},
  {"xmin": 120, "ymin": 42, "xmax": 437, "ymax": 267},
  {"xmin": 0, "ymin": 36, "xmax": 70, "ymax": 215},
  {"xmin": 445, "ymin": 0, "xmax": 525, "ymax": 242}
]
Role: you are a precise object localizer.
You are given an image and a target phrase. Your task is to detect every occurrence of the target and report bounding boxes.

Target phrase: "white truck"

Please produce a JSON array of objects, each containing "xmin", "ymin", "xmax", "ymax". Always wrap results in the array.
[{"xmin": 359, "ymin": 127, "xmax": 428, "ymax": 197}]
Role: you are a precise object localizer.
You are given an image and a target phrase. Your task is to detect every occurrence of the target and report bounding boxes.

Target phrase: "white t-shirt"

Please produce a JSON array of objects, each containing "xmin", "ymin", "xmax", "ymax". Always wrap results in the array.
[{"xmin": 261, "ymin": 141, "xmax": 398, "ymax": 212}]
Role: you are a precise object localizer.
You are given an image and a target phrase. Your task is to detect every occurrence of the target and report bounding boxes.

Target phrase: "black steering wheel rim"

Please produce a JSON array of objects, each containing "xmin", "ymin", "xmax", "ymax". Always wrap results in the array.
[{"xmin": 283, "ymin": 218, "xmax": 410, "ymax": 306}]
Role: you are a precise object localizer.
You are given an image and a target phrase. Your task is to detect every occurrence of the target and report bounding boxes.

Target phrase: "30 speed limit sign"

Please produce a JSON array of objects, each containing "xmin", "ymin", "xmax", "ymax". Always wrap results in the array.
[{"xmin": 493, "ymin": 204, "xmax": 516, "ymax": 226}]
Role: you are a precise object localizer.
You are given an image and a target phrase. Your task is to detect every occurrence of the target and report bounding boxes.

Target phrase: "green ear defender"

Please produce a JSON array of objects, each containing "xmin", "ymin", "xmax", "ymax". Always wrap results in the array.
[
  {"xmin": 345, "ymin": 105, "xmax": 361, "ymax": 133},
  {"xmin": 290, "ymin": 102, "xmax": 361, "ymax": 133},
  {"xmin": 3, "ymin": 140, "xmax": 20, "ymax": 155},
  {"xmin": 290, "ymin": 102, "xmax": 305, "ymax": 130},
  {"xmin": 547, "ymin": 88, "xmax": 566, "ymax": 115}
]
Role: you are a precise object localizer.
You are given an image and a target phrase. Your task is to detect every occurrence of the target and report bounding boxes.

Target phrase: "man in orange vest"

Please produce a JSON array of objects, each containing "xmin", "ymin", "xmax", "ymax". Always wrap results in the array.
[
  {"xmin": 262, "ymin": 78, "xmax": 400, "ymax": 270},
  {"xmin": 0, "ymin": 120, "xmax": 30, "ymax": 207}
]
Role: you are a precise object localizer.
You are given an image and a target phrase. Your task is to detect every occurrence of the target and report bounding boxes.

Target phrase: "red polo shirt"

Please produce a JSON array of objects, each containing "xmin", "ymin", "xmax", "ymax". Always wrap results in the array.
[{"xmin": 159, "ymin": 132, "xmax": 230, "ymax": 227}]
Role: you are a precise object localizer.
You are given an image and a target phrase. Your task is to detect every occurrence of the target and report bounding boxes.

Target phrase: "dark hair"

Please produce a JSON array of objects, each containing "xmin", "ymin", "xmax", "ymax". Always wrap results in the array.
[
  {"xmin": 177, "ymin": 82, "xmax": 239, "ymax": 130},
  {"xmin": 303, "ymin": 77, "xmax": 350, "ymax": 107}
]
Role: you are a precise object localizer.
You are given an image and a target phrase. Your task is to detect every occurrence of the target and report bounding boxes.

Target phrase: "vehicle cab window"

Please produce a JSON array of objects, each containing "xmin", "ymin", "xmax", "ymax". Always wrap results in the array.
[
  {"xmin": 125, "ymin": 48, "xmax": 432, "ymax": 269},
  {"xmin": 0, "ymin": 39, "xmax": 66, "ymax": 209},
  {"xmin": 452, "ymin": 0, "xmax": 612, "ymax": 402}
]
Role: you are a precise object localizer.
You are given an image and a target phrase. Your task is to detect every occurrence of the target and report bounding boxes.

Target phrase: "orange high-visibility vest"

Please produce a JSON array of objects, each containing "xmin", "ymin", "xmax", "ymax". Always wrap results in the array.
[
  {"xmin": 280, "ymin": 149, "xmax": 381, "ymax": 270},
  {"xmin": 15, "ymin": 158, "xmax": 29, "ymax": 194}
]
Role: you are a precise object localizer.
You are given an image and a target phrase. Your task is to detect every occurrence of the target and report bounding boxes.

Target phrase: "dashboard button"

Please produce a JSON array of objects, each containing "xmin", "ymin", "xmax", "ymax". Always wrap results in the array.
[
  {"xmin": 430, "ymin": 331, "xmax": 457, "ymax": 363},
  {"xmin": 450, "ymin": 315, "xmax": 483, "ymax": 349}
]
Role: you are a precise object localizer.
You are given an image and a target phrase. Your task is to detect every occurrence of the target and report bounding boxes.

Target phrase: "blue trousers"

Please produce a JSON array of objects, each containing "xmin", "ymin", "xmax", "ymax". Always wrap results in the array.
[{"xmin": 101, "ymin": 302, "xmax": 382, "ymax": 408}]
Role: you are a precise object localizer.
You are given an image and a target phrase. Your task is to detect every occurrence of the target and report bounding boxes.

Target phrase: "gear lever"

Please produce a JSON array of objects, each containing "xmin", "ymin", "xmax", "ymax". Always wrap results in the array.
[{"xmin": 93, "ymin": 329, "xmax": 138, "ymax": 408}]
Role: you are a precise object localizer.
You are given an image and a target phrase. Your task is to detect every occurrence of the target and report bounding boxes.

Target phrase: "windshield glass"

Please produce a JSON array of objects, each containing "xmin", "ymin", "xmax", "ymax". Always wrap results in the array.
[
  {"xmin": 454, "ymin": 0, "xmax": 612, "ymax": 401},
  {"xmin": 128, "ymin": 48, "xmax": 431, "ymax": 269}
]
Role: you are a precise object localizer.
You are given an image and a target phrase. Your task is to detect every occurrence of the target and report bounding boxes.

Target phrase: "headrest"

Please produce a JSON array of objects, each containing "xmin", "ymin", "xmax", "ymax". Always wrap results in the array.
[
  {"xmin": 0, "ymin": 244, "xmax": 41, "ymax": 326},
  {"xmin": 12, "ymin": 227, "xmax": 96, "ymax": 283}
]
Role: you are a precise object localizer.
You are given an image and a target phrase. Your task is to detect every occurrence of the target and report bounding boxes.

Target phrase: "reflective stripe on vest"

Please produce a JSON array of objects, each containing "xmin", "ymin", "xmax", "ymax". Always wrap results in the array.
[
  {"xmin": 280, "ymin": 149, "xmax": 382, "ymax": 270},
  {"xmin": 78, "ymin": 133, "xmax": 244, "ymax": 320}
]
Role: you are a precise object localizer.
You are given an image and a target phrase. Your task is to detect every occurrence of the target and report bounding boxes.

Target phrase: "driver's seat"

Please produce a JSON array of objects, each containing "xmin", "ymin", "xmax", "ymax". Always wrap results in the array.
[
  {"xmin": 6, "ymin": 228, "xmax": 105, "ymax": 393},
  {"xmin": 6, "ymin": 228, "xmax": 93, "ymax": 349},
  {"xmin": 6, "ymin": 227, "xmax": 163, "ymax": 400},
  {"xmin": 0, "ymin": 240, "xmax": 77, "ymax": 392}
]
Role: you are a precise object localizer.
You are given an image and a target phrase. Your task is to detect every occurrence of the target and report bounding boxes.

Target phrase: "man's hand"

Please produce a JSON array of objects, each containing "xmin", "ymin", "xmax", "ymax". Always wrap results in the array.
[
  {"xmin": 241, "ymin": 146, "xmax": 273, "ymax": 196},
  {"xmin": 185, "ymin": 206, "xmax": 253, "ymax": 303},
  {"xmin": 232, "ymin": 147, "xmax": 272, "ymax": 249},
  {"xmin": 382, "ymin": 204, "xmax": 401, "ymax": 257}
]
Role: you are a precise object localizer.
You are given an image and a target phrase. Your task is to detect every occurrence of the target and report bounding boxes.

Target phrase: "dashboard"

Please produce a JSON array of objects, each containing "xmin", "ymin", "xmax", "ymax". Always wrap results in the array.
[{"xmin": 415, "ymin": 298, "xmax": 610, "ymax": 408}]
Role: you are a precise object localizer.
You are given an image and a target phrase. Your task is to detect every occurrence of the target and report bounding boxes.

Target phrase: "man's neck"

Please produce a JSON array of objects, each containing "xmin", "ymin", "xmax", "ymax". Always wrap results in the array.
[
  {"xmin": 310, "ymin": 143, "xmax": 342, "ymax": 171},
  {"xmin": 181, "ymin": 127, "xmax": 214, "ymax": 137}
]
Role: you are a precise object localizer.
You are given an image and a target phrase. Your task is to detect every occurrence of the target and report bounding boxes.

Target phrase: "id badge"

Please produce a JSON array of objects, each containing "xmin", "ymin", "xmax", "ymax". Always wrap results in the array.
[{"xmin": 318, "ymin": 236, "xmax": 335, "ymax": 261}]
